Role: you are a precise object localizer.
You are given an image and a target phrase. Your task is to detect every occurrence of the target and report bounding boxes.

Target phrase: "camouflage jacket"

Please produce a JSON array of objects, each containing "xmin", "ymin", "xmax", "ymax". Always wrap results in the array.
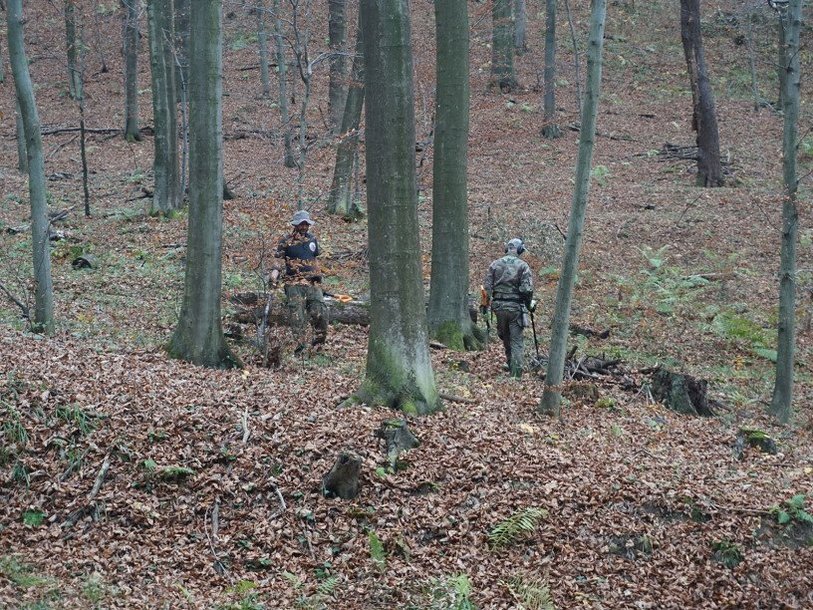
[
  {"xmin": 484, "ymin": 255, "xmax": 533, "ymax": 311},
  {"xmin": 273, "ymin": 231, "xmax": 322, "ymax": 284}
]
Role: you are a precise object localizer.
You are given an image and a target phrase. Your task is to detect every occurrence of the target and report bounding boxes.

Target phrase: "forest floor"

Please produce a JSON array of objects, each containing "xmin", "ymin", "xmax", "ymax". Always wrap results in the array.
[{"xmin": 1, "ymin": 1, "xmax": 813, "ymax": 608}]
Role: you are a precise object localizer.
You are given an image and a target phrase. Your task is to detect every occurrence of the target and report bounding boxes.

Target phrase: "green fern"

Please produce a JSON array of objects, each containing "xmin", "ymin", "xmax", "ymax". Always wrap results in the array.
[
  {"xmin": 315, "ymin": 575, "xmax": 338, "ymax": 598},
  {"xmin": 505, "ymin": 574, "xmax": 556, "ymax": 610},
  {"xmin": 368, "ymin": 531, "xmax": 386, "ymax": 568},
  {"xmin": 488, "ymin": 507, "xmax": 547, "ymax": 549}
]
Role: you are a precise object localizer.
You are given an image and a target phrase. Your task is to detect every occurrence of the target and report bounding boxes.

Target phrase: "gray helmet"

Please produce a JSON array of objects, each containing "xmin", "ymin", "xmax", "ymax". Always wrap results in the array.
[
  {"xmin": 290, "ymin": 210, "xmax": 315, "ymax": 226},
  {"xmin": 505, "ymin": 238, "xmax": 525, "ymax": 255}
]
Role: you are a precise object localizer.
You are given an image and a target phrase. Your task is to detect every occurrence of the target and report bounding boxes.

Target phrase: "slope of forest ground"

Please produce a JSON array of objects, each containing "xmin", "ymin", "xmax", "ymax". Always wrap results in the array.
[{"xmin": 1, "ymin": 1, "xmax": 813, "ymax": 608}]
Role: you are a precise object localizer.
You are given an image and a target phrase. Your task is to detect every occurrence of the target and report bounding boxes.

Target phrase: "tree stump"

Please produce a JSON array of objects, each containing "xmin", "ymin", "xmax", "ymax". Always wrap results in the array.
[
  {"xmin": 375, "ymin": 419, "xmax": 419, "ymax": 470},
  {"xmin": 734, "ymin": 428, "xmax": 778, "ymax": 459},
  {"xmin": 322, "ymin": 452, "xmax": 362, "ymax": 499},
  {"xmin": 650, "ymin": 368, "xmax": 716, "ymax": 417}
]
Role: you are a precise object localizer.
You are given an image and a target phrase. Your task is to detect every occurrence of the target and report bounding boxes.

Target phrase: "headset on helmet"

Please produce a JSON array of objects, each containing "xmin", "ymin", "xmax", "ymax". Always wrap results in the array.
[{"xmin": 505, "ymin": 238, "xmax": 525, "ymax": 255}]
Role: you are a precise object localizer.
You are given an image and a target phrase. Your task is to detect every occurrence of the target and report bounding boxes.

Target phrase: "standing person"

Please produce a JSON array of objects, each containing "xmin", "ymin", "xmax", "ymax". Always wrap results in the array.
[
  {"xmin": 270, "ymin": 210, "xmax": 328, "ymax": 353},
  {"xmin": 483, "ymin": 238, "xmax": 535, "ymax": 378}
]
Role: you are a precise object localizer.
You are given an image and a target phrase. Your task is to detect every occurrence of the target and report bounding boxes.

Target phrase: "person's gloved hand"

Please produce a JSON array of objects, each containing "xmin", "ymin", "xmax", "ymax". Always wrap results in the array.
[
  {"xmin": 522, "ymin": 293, "xmax": 533, "ymax": 309},
  {"xmin": 529, "ymin": 299, "xmax": 537, "ymax": 312}
]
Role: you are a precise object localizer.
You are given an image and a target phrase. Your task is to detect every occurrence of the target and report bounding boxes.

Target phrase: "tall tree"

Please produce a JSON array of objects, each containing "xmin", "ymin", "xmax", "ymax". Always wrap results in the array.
[
  {"xmin": 491, "ymin": 0, "xmax": 517, "ymax": 91},
  {"xmin": 122, "ymin": 0, "xmax": 141, "ymax": 141},
  {"xmin": 514, "ymin": 0, "xmax": 527, "ymax": 54},
  {"xmin": 64, "ymin": 0, "xmax": 83, "ymax": 100},
  {"xmin": 15, "ymin": 99, "xmax": 27, "ymax": 173},
  {"xmin": 6, "ymin": 0, "xmax": 55, "ymax": 335},
  {"xmin": 147, "ymin": 0, "xmax": 181, "ymax": 214},
  {"xmin": 427, "ymin": 0, "xmax": 481, "ymax": 351},
  {"xmin": 328, "ymin": 0, "xmax": 348, "ymax": 132},
  {"xmin": 173, "ymin": 0, "xmax": 190, "ymax": 101},
  {"xmin": 357, "ymin": 0, "xmax": 438, "ymax": 414},
  {"xmin": 256, "ymin": 0, "xmax": 271, "ymax": 97},
  {"xmin": 273, "ymin": 0, "xmax": 296, "ymax": 167},
  {"xmin": 539, "ymin": 0, "xmax": 607, "ymax": 418},
  {"xmin": 168, "ymin": 0, "xmax": 237, "ymax": 368},
  {"xmin": 770, "ymin": 0, "xmax": 801, "ymax": 423},
  {"xmin": 680, "ymin": 0, "xmax": 723, "ymax": 187},
  {"xmin": 327, "ymin": 19, "xmax": 364, "ymax": 219},
  {"xmin": 542, "ymin": 0, "xmax": 561, "ymax": 138}
]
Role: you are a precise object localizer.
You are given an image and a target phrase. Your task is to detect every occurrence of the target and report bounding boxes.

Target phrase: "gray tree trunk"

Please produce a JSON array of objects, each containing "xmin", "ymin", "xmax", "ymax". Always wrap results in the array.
[
  {"xmin": 168, "ymin": 0, "xmax": 237, "ymax": 369},
  {"xmin": 273, "ymin": 0, "xmax": 296, "ymax": 167},
  {"xmin": 358, "ymin": 0, "xmax": 438, "ymax": 415},
  {"xmin": 680, "ymin": 0, "xmax": 723, "ymax": 187},
  {"xmin": 0, "ymin": 29, "xmax": 5, "ymax": 83},
  {"xmin": 539, "ymin": 0, "xmax": 606, "ymax": 418},
  {"xmin": 7, "ymin": 0, "xmax": 55, "ymax": 335},
  {"xmin": 513, "ymin": 0, "xmax": 527, "ymax": 54},
  {"xmin": 64, "ymin": 0, "xmax": 83, "ymax": 100},
  {"xmin": 122, "ymin": 0, "xmax": 141, "ymax": 141},
  {"xmin": 770, "ymin": 0, "xmax": 801, "ymax": 424},
  {"xmin": 491, "ymin": 0, "xmax": 517, "ymax": 92},
  {"xmin": 257, "ymin": 0, "xmax": 271, "ymax": 97},
  {"xmin": 542, "ymin": 0, "xmax": 561, "ymax": 138},
  {"xmin": 173, "ymin": 0, "xmax": 190, "ymax": 103},
  {"xmin": 15, "ymin": 99, "xmax": 27, "ymax": 173},
  {"xmin": 777, "ymin": 17, "xmax": 786, "ymax": 108},
  {"xmin": 328, "ymin": 0, "xmax": 348, "ymax": 132},
  {"xmin": 327, "ymin": 20, "xmax": 364, "ymax": 219},
  {"xmin": 427, "ymin": 0, "xmax": 481, "ymax": 352},
  {"xmin": 147, "ymin": 0, "xmax": 181, "ymax": 214}
]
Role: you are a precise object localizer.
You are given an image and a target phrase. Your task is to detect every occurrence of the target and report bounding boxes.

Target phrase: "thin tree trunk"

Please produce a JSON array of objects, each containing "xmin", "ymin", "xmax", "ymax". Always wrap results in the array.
[
  {"xmin": 680, "ymin": 0, "xmax": 723, "ymax": 187},
  {"xmin": 542, "ymin": 0, "xmax": 561, "ymax": 138},
  {"xmin": 79, "ymin": 89, "xmax": 90, "ymax": 216},
  {"xmin": 327, "ymin": 19, "xmax": 364, "ymax": 219},
  {"xmin": 746, "ymin": 8, "xmax": 760, "ymax": 112},
  {"xmin": 770, "ymin": 0, "xmax": 801, "ymax": 423},
  {"xmin": 428, "ymin": 0, "xmax": 481, "ymax": 351},
  {"xmin": 491, "ymin": 0, "xmax": 517, "ymax": 92},
  {"xmin": 257, "ymin": 0, "xmax": 271, "ymax": 97},
  {"xmin": 328, "ymin": 0, "xmax": 348, "ymax": 132},
  {"xmin": 513, "ymin": 0, "xmax": 527, "ymax": 54},
  {"xmin": 147, "ymin": 0, "xmax": 181, "ymax": 214},
  {"xmin": 273, "ymin": 0, "xmax": 296, "ymax": 167},
  {"xmin": 64, "ymin": 0, "xmax": 83, "ymax": 100},
  {"xmin": 358, "ymin": 0, "xmax": 438, "ymax": 414},
  {"xmin": 122, "ymin": 0, "xmax": 141, "ymax": 141},
  {"xmin": 173, "ymin": 0, "xmax": 189, "ymax": 103},
  {"xmin": 291, "ymin": 0, "xmax": 312, "ymax": 209},
  {"xmin": 6, "ymin": 0, "xmax": 55, "ymax": 335},
  {"xmin": 0, "ymin": 30, "xmax": 5, "ymax": 83},
  {"xmin": 15, "ymin": 99, "xmax": 27, "ymax": 173},
  {"xmin": 563, "ymin": 0, "xmax": 582, "ymax": 111},
  {"xmin": 777, "ymin": 16, "xmax": 786, "ymax": 108},
  {"xmin": 539, "ymin": 0, "xmax": 607, "ymax": 418},
  {"xmin": 168, "ymin": 0, "xmax": 237, "ymax": 369}
]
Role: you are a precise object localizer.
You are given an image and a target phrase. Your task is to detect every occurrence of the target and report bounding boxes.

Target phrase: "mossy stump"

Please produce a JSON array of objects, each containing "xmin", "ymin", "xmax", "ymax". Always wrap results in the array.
[
  {"xmin": 376, "ymin": 419, "xmax": 419, "ymax": 470},
  {"xmin": 322, "ymin": 452, "xmax": 362, "ymax": 500},
  {"xmin": 650, "ymin": 368, "xmax": 716, "ymax": 417}
]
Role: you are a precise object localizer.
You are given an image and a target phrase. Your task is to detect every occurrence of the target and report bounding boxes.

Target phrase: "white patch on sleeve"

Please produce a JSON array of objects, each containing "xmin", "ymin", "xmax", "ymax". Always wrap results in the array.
[{"xmin": 309, "ymin": 241, "xmax": 317, "ymax": 252}]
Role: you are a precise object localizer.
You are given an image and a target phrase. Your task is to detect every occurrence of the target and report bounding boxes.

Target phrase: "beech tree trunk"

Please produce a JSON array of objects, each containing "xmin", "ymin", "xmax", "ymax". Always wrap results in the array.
[
  {"xmin": 15, "ymin": 99, "xmax": 27, "ymax": 173},
  {"xmin": 770, "ymin": 0, "xmax": 801, "ymax": 424},
  {"xmin": 273, "ymin": 0, "xmax": 296, "ymax": 167},
  {"xmin": 173, "ymin": 0, "xmax": 190, "ymax": 102},
  {"xmin": 327, "ymin": 19, "xmax": 364, "ymax": 219},
  {"xmin": 539, "ymin": 0, "xmax": 606, "ymax": 418},
  {"xmin": 257, "ymin": 0, "xmax": 271, "ymax": 97},
  {"xmin": 64, "ymin": 0, "xmax": 83, "ymax": 100},
  {"xmin": 514, "ymin": 0, "xmax": 527, "ymax": 54},
  {"xmin": 169, "ymin": 0, "xmax": 237, "ymax": 368},
  {"xmin": 147, "ymin": 0, "xmax": 181, "ymax": 214},
  {"xmin": 542, "ymin": 0, "xmax": 561, "ymax": 138},
  {"xmin": 359, "ymin": 0, "xmax": 438, "ymax": 415},
  {"xmin": 328, "ymin": 0, "xmax": 348, "ymax": 132},
  {"xmin": 680, "ymin": 0, "xmax": 723, "ymax": 187},
  {"xmin": 427, "ymin": 0, "xmax": 481, "ymax": 351},
  {"xmin": 122, "ymin": 0, "xmax": 141, "ymax": 141},
  {"xmin": 7, "ymin": 0, "xmax": 55, "ymax": 335},
  {"xmin": 491, "ymin": 0, "xmax": 517, "ymax": 91}
]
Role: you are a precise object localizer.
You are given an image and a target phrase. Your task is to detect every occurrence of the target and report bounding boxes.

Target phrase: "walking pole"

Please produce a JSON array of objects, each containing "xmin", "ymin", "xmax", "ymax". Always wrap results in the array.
[{"xmin": 529, "ymin": 308, "xmax": 541, "ymax": 361}]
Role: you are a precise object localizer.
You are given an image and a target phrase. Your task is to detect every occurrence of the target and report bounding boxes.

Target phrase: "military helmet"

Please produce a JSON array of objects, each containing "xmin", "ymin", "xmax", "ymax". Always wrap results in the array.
[
  {"xmin": 290, "ymin": 210, "xmax": 315, "ymax": 226},
  {"xmin": 505, "ymin": 237, "xmax": 525, "ymax": 255}
]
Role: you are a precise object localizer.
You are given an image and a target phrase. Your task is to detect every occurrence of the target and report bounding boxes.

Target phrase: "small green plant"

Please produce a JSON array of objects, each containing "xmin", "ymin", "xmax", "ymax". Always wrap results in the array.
[
  {"xmin": 0, "ymin": 556, "xmax": 52, "ymax": 589},
  {"xmin": 23, "ymin": 509, "xmax": 45, "ymax": 527},
  {"xmin": 772, "ymin": 494, "xmax": 813, "ymax": 526},
  {"xmin": 712, "ymin": 311, "xmax": 776, "ymax": 362},
  {"xmin": 711, "ymin": 540, "xmax": 744, "ymax": 569},
  {"xmin": 216, "ymin": 579, "xmax": 265, "ymax": 610},
  {"xmin": 368, "ymin": 530, "xmax": 386, "ymax": 569},
  {"xmin": 56, "ymin": 404, "xmax": 95, "ymax": 435},
  {"xmin": 488, "ymin": 507, "xmax": 548, "ymax": 549},
  {"xmin": 590, "ymin": 165, "xmax": 611, "ymax": 186},
  {"xmin": 156, "ymin": 465, "xmax": 195, "ymax": 481},
  {"xmin": 504, "ymin": 574, "xmax": 556, "ymax": 610},
  {"xmin": 3, "ymin": 404, "xmax": 29, "ymax": 448},
  {"xmin": 426, "ymin": 574, "xmax": 477, "ymax": 610}
]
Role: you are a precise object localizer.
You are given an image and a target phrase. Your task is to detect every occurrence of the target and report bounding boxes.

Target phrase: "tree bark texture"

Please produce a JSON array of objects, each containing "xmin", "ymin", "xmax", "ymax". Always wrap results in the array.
[
  {"xmin": 360, "ymin": 0, "xmax": 438, "ymax": 415},
  {"xmin": 7, "ymin": 0, "xmax": 55, "ymax": 334},
  {"xmin": 173, "ymin": 0, "xmax": 190, "ymax": 101},
  {"xmin": 147, "ymin": 0, "xmax": 181, "ymax": 214},
  {"xmin": 539, "ymin": 0, "xmax": 606, "ymax": 418},
  {"xmin": 491, "ymin": 0, "xmax": 516, "ymax": 91},
  {"xmin": 770, "ymin": 0, "xmax": 801, "ymax": 424},
  {"xmin": 273, "ymin": 0, "xmax": 296, "ymax": 167},
  {"xmin": 513, "ymin": 0, "xmax": 527, "ymax": 54},
  {"xmin": 328, "ymin": 0, "xmax": 348, "ymax": 132},
  {"xmin": 168, "ymin": 0, "xmax": 237, "ymax": 369},
  {"xmin": 680, "ymin": 0, "xmax": 723, "ymax": 187},
  {"xmin": 542, "ymin": 0, "xmax": 561, "ymax": 138},
  {"xmin": 122, "ymin": 0, "xmax": 141, "ymax": 141},
  {"xmin": 256, "ymin": 0, "xmax": 271, "ymax": 97},
  {"xmin": 327, "ymin": 19, "xmax": 364, "ymax": 219},
  {"xmin": 427, "ymin": 0, "xmax": 481, "ymax": 351},
  {"xmin": 64, "ymin": 0, "xmax": 83, "ymax": 100},
  {"xmin": 15, "ymin": 99, "xmax": 27, "ymax": 173}
]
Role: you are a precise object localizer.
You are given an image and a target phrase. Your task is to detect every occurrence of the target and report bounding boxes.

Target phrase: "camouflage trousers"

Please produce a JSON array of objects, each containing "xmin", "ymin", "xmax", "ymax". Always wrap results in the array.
[
  {"xmin": 494, "ymin": 309, "xmax": 524, "ymax": 378},
  {"xmin": 285, "ymin": 284, "xmax": 328, "ymax": 345}
]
